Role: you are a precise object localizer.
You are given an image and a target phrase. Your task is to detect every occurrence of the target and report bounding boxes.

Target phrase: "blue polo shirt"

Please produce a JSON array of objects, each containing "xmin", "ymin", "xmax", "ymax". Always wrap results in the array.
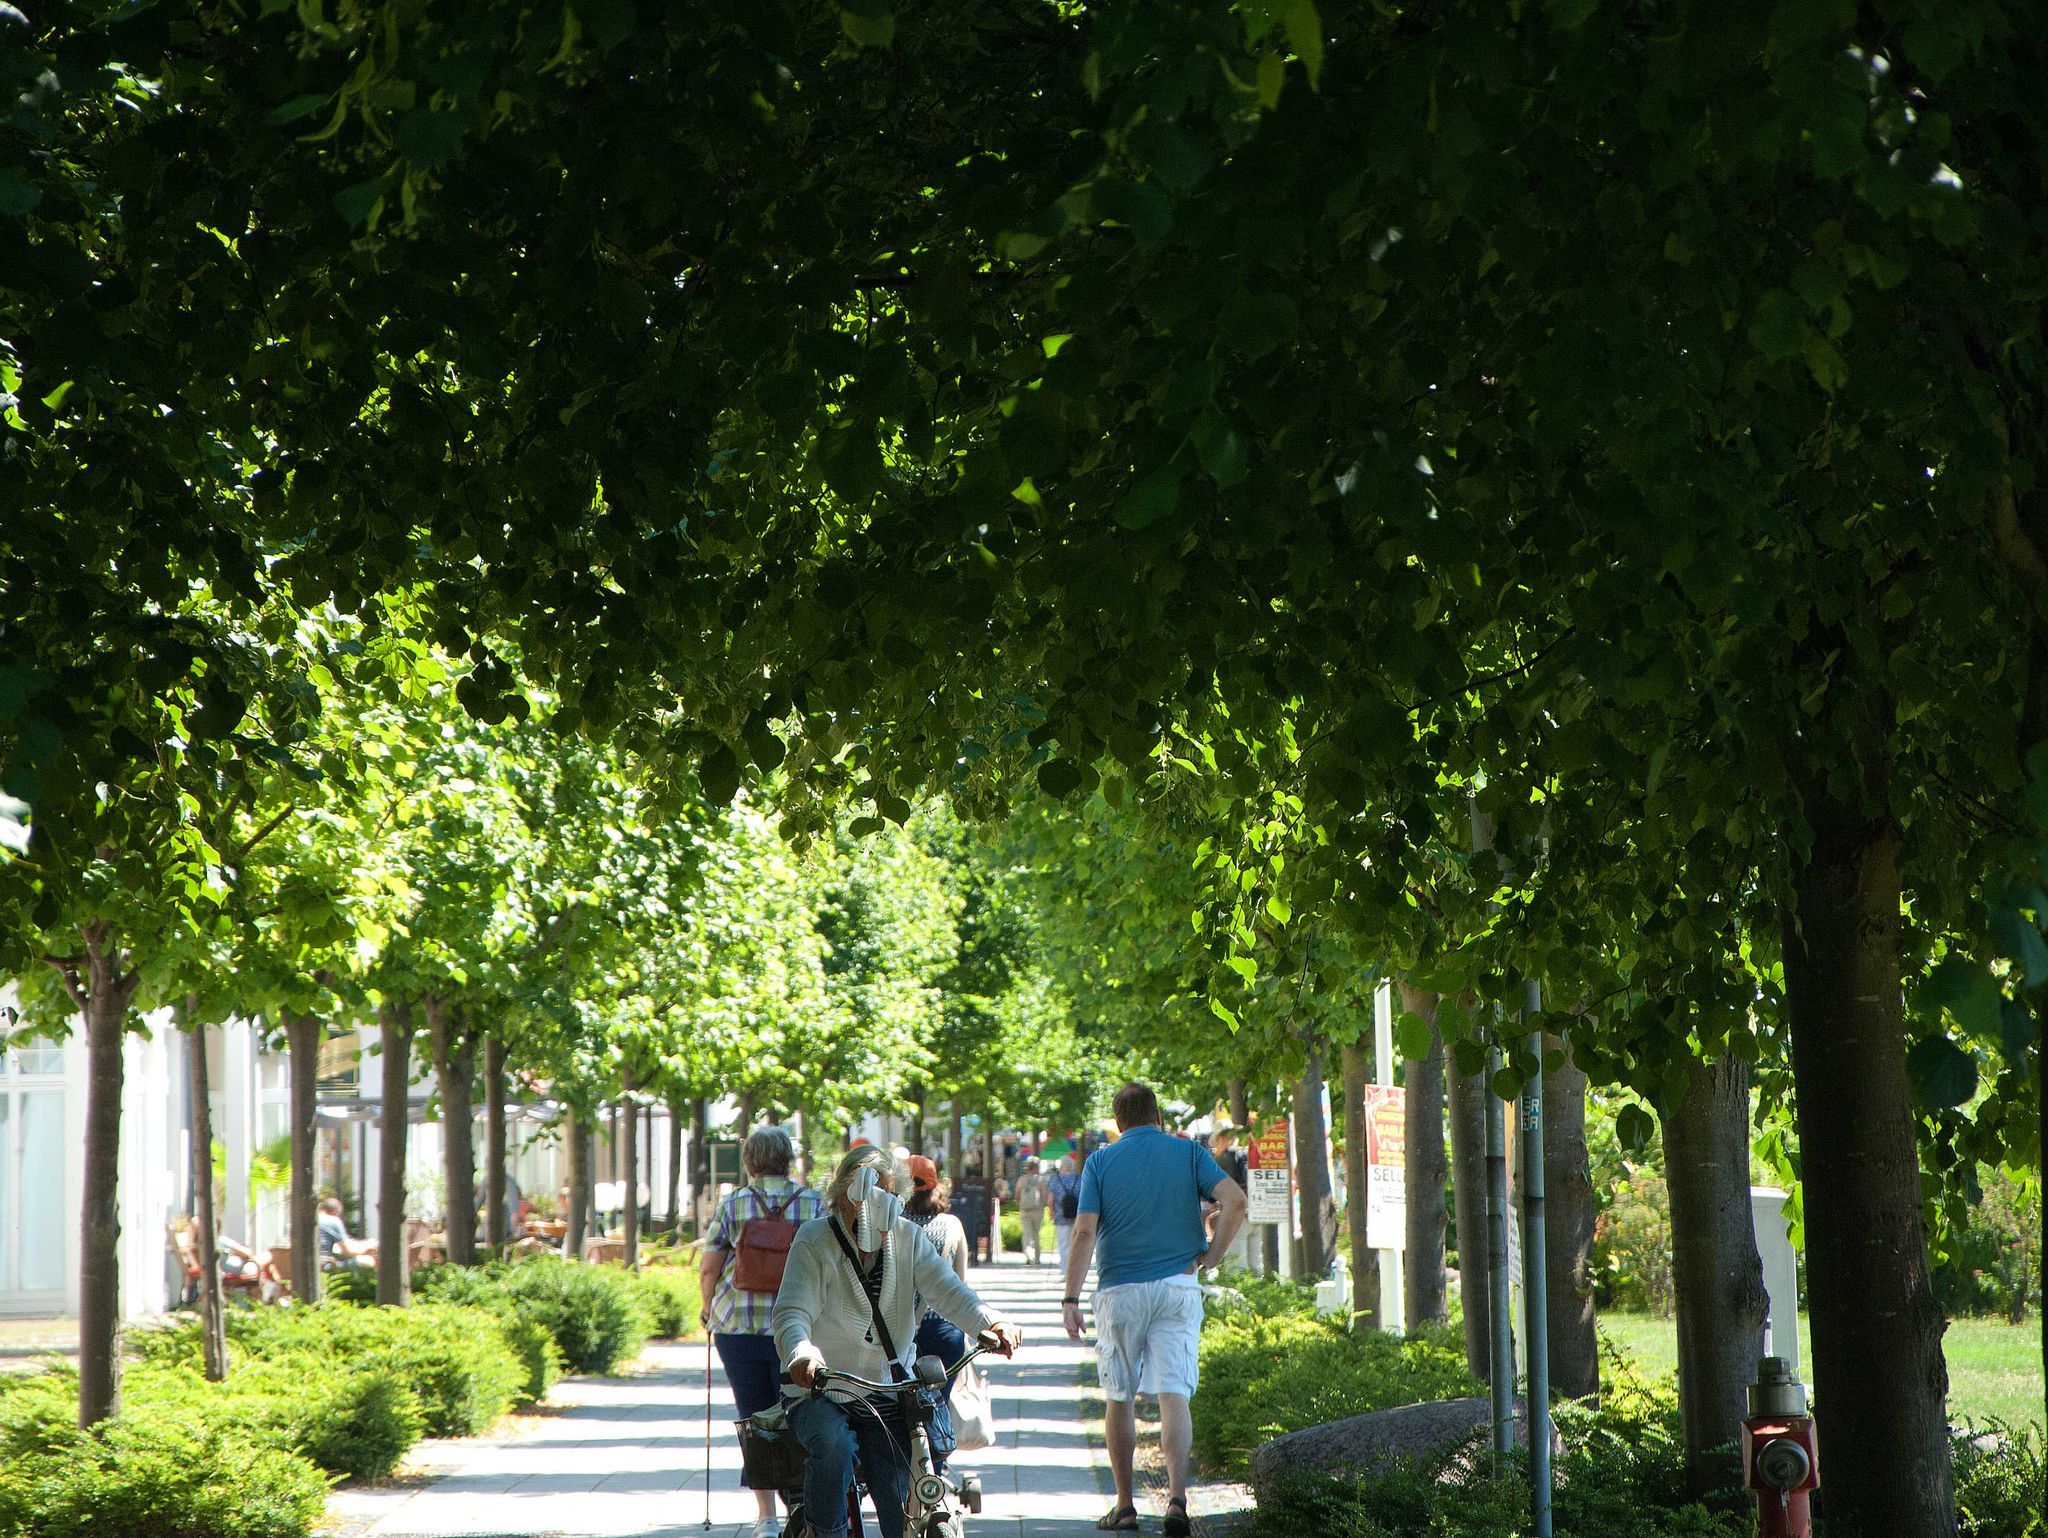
[{"xmin": 1077, "ymin": 1126, "xmax": 1227, "ymax": 1290}]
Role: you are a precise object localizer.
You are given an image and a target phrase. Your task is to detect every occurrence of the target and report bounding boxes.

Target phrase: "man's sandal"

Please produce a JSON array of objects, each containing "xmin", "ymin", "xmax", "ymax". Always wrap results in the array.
[
  {"xmin": 1096, "ymin": 1505, "xmax": 1139, "ymax": 1531},
  {"xmin": 1163, "ymin": 1496, "xmax": 1192, "ymax": 1538}
]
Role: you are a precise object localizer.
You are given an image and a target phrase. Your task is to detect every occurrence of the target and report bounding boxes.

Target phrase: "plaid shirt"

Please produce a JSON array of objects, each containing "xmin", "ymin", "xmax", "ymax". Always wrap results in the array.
[{"xmin": 707, "ymin": 1178, "xmax": 824, "ymax": 1335}]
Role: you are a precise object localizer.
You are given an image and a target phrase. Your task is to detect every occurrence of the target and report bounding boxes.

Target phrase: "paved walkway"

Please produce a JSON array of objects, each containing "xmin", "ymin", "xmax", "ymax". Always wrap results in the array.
[{"xmin": 327, "ymin": 1258, "xmax": 1109, "ymax": 1538}]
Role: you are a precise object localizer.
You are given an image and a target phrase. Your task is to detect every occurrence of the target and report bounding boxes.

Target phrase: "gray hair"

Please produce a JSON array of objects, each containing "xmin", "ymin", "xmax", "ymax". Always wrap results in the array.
[
  {"xmin": 825, "ymin": 1143, "xmax": 903, "ymax": 1208},
  {"xmin": 742, "ymin": 1125, "xmax": 795, "ymax": 1179}
]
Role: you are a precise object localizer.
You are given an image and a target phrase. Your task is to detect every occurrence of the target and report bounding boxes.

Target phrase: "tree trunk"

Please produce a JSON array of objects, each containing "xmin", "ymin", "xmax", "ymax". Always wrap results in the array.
[
  {"xmin": 909, "ymin": 1092, "xmax": 925, "ymax": 1156},
  {"xmin": 1341, "ymin": 1040, "xmax": 1379, "ymax": 1329},
  {"xmin": 563, "ymin": 1109, "xmax": 589, "ymax": 1258},
  {"xmin": 1543, "ymin": 1033, "xmax": 1599, "ymax": 1400},
  {"xmin": 1662, "ymin": 1053, "xmax": 1769, "ymax": 1504},
  {"xmin": 1291, "ymin": 1045, "xmax": 1336, "ymax": 1277},
  {"xmin": 622, "ymin": 1091, "xmax": 641, "ymax": 1271},
  {"xmin": 67, "ymin": 924, "xmax": 137, "ymax": 1429},
  {"xmin": 284, "ymin": 1013, "xmax": 322, "ymax": 1303},
  {"xmin": 426, "ymin": 999, "xmax": 477, "ymax": 1266},
  {"xmin": 187, "ymin": 1013, "xmax": 229, "ymax": 1381},
  {"xmin": 737, "ymin": 1091, "xmax": 756, "ymax": 1136},
  {"xmin": 1782, "ymin": 783, "xmax": 1954, "ymax": 1538},
  {"xmin": 1448, "ymin": 1048, "xmax": 1492, "ymax": 1382},
  {"xmin": 377, "ymin": 1001, "xmax": 413, "ymax": 1306},
  {"xmin": 1227, "ymin": 1077, "xmax": 1248, "ymax": 1129},
  {"xmin": 666, "ymin": 1091, "xmax": 687, "ymax": 1234},
  {"xmin": 1399, "ymin": 984, "xmax": 1449, "ymax": 1331},
  {"xmin": 1262, "ymin": 1082, "xmax": 1282, "ymax": 1275},
  {"xmin": 690, "ymin": 1097, "xmax": 710, "ymax": 1229},
  {"xmin": 483, "ymin": 1032, "xmax": 508, "ymax": 1257},
  {"xmin": 945, "ymin": 1105, "xmax": 963, "ymax": 1176}
]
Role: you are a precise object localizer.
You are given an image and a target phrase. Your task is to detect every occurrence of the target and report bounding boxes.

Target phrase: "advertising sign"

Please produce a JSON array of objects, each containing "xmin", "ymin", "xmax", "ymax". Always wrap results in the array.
[
  {"xmin": 1245, "ymin": 1117, "xmax": 1293, "ymax": 1225},
  {"xmin": 1361, "ymin": 1085, "xmax": 1406, "ymax": 1250}
]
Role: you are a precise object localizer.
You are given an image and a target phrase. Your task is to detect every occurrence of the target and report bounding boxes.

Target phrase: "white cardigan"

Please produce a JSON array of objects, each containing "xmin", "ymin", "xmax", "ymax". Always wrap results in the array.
[{"xmin": 772, "ymin": 1212, "xmax": 999, "ymax": 1402}]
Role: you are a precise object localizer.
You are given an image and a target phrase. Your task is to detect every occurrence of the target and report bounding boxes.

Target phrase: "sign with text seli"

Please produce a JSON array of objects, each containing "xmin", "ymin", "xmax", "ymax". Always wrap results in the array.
[
  {"xmin": 1362, "ymin": 1085, "xmax": 1407, "ymax": 1250},
  {"xmin": 1246, "ymin": 1118, "xmax": 1293, "ymax": 1225}
]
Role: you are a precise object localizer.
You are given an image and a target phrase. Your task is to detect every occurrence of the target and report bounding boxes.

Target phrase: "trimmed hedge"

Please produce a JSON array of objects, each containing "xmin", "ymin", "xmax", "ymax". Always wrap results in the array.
[
  {"xmin": 631, "ymin": 1267, "xmax": 702, "ymax": 1339},
  {"xmin": 1192, "ymin": 1285, "xmax": 1476, "ymax": 1476},
  {"xmin": 225, "ymin": 1305, "xmax": 525, "ymax": 1437},
  {"xmin": 412, "ymin": 1253, "xmax": 654, "ymax": 1375},
  {"xmin": 128, "ymin": 1355, "xmax": 423, "ymax": 1482},
  {"xmin": 0, "ymin": 1371, "xmax": 328, "ymax": 1538}
]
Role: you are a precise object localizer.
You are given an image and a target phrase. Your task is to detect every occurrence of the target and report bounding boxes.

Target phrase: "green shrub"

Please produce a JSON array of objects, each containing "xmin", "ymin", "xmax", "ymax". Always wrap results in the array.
[
  {"xmin": 1207, "ymin": 1272, "xmax": 1317, "ymax": 1321},
  {"xmin": 406, "ymin": 1262, "xmax": 559, "ymax": 1399},
  {"xmin": 0, "ymin": 1383, "xmax": 326, "ymax": 1538},
  {"xmin": 277, "ymin": 1368, "xmax": 422, "ymax": 1481},
  {"xmin": 413, "ymin": 1255, "xmax": 648, "ymax": 1377},
  {"xmin": 497, "ymin": 1308, "xmax": 564, "ymax": 1401},
  {"xmin": 127, "ymin": 1356, "xmax": 423, "ymax": 1482},
  {"xmin": 631, "ymin": 1267, "xmax": 702, "ymax": 1339},
  {"xmin": 1240, "ymin": 1375, "xmax": 1744, "ymax": 1538},
  {"xmin": 494, "ymin": 1255, "xmax": 649, "ymax": 1373},
  {"xmin": 1001, "ymin": 1209, "xmax": 1051, "ymax": 1253},
  {"xmin": 1954, "ymin": 1423, "xmax": 2045, "ymax": 1538},
  {"xmin": 321, "ymin": 1264, "xmax": 379, "ymax": 1305},
  {"xmin": 1193, "ymin": 1311, "xmax": 1476, "ymax": 1475},
  {"xmin": 222, "ymin": 1304, "xmax": 522, "ymax": 1437}
]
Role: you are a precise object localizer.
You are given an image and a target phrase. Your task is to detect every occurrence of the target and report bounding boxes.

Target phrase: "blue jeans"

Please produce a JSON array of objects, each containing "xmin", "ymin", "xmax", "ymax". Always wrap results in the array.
[
  {"xmin": 913, "ymin": 1314, "xmax": 965, "ymax": 1473},
  {"xmin": 792, "ymin": 1393, "xmax": 912, "ymax": 1538}
]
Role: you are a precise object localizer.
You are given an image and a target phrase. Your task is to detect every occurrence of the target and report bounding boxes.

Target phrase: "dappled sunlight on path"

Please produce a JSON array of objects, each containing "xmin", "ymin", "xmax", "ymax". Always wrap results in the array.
[{"xmin": 324, "ymin": 1258, "xmax": 1104, "ymax": 1538}]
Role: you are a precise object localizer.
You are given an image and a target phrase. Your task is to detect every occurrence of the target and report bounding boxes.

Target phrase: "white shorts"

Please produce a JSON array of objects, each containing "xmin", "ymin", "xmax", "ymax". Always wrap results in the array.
[{"xmin": 1093, "ymin": 1273, "xmax": 1203, "ymax": 1402}]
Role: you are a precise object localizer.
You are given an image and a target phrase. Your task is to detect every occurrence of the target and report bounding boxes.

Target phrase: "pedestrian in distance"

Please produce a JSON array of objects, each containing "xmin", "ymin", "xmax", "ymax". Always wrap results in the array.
[
  {"xmin": 1047, "ymin": 1153, "xmax": 1084, "ymax": 1273},
  {"xmin": 776, "ymin": 1144, "xmax": 1022, "ymax": 1538},
  {"xmin": 1062, "ymin": 1082, "xmax": 1248, "ymax": 1537},
  {"xmin": 1013, "ymin": 1157, "xmax": 1049, "ymax": 1265},
  {"xmin": 902, "ymin": 1155, "xmax": 971, "ymax": 1444},
  {"xmin": 698, "ymin": 1125, "xmax": 825, "ymax": 1538}
]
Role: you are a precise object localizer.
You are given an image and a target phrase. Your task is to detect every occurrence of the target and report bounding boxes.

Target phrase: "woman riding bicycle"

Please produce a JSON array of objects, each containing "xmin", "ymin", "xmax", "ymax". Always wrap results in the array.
[{"xmin": 773, "ymin": 1145, "xmax": 1022, "ymax": 1538}]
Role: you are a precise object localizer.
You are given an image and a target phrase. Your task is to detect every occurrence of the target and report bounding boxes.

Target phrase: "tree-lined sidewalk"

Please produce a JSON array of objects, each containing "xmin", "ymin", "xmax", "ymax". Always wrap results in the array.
[{"xmin": 326, "ymin": 1259, "xmax": 1103, "ymax": 1538}]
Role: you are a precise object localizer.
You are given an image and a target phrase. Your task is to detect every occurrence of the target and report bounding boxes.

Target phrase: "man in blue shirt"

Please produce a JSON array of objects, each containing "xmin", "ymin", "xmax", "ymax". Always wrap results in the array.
[{"xmin": 1062, "ymin": 1082, "xmax": 1247, "ymax": 1535}]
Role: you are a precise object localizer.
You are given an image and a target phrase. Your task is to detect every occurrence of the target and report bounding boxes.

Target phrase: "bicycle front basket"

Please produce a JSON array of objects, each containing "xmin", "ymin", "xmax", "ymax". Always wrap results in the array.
[{"xmin": 740, "ymin": 1403, "xmax": 809, "ymax": 1491}]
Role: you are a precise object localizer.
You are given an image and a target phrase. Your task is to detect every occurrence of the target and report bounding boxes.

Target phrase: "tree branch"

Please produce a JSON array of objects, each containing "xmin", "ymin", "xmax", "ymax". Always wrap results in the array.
[{"xmin": 235, "ymin": 804, "xmax": 296, "ymax": 861}]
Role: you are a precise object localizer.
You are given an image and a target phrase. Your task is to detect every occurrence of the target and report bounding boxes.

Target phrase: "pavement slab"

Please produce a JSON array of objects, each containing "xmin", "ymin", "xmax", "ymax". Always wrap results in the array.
[{"xmin": 324, "ymin": 1257, "xmax": 1110, "ymax": 1538}]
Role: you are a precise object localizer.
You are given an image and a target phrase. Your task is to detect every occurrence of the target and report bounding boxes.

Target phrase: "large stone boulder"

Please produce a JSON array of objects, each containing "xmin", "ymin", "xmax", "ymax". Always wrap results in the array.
[{"xmin": 1249, "ymin": 1397, "xmax": 1516, "ymax": 1500}]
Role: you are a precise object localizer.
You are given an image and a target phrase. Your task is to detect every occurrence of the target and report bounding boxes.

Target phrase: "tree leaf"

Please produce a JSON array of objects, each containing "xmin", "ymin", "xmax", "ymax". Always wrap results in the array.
[
  {"xmin": 398, "ymin": 108, "xmax": 465, "ymax": 170},
  {"xmin": 840, "ymin": 5, "xmax": 895, "ymax": 47},
  {"xmin": 1905, "ymin": 1035, "xmax": 1978, "ymax": 1110},
  {"xmin": 333, "ymin": 174, "xmax": 389, "ymax": 229},
  {"xmin": 1396, "ymin": 1011, "xmax": 1434, "ymax": 1062},
  {"xmin": 1114, "ymin": 465, "xmax": 1180, "ymax": 529},
  {"xmin": 1037, "ymin": 757, "xmax": 1085, "ymax": 798},
  {"xmin": 699, "ymin": 744, "xmax": 740, "ymax": 804},
  {"xmin": 1615, "ymin": 1102, "xmax": 1656, "ymax": 1154}
]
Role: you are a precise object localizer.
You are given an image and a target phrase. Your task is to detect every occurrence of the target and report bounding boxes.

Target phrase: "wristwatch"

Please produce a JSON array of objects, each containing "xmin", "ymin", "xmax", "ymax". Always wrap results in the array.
[{"xmin": 1062, "ymin": 1296, "xmax": 1080, "ymax": 1305}]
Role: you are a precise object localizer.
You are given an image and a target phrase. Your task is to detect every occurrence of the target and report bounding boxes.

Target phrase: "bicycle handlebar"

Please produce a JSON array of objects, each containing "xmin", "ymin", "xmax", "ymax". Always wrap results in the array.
[{"xmin": 806, "ymin": 1334, "xmax": 1004, "ymax": 1397}]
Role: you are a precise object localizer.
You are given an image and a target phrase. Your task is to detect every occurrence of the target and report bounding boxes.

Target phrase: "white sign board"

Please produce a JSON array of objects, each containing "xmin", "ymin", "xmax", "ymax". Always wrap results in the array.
[
  {"xmin": 1246, "ymin": 1120, "xmax": 1292, "ymax": 1225},
  {"xmin": 1362, "ymin": 1084, "xmax": 1406, "ymax": 1251}
]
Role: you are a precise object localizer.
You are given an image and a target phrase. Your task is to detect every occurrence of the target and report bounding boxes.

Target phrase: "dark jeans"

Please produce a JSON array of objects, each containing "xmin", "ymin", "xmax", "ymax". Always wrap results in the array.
[
  {"xmin": 913, "ymin": 1314, "xmax": 965, "ymax": 1473},
  {"xmin": 792, "ymin": 1393, "xmax": 912, "ymax": 1538},
  {"xmin": 715, "ymin": 1332, "xmax": 786, "ymax": 1493}
]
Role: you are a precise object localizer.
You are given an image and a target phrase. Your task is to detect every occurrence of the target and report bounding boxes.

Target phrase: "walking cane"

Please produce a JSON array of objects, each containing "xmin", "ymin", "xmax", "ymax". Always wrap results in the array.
[{"xmin": 703, "ymin": 1334, "xmax": 714, "ymax": 1530}]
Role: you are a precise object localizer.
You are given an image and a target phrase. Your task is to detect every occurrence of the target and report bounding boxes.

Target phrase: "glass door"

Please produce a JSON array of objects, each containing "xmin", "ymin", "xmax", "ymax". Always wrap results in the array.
[{"xmin": 0, "ymin": 1046, "xmax": 68, "ymax": 1312}]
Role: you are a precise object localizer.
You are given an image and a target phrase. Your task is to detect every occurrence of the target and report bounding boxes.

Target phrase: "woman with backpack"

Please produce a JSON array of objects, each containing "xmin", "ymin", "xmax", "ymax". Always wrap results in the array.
[
  {"xmin": 1047, "ymin": 1153, "xmax": 1085, "ymax": 1273},
  {"xmin": 699, "ymin": 1125, "xmax": 824, "ymax": 1538}
]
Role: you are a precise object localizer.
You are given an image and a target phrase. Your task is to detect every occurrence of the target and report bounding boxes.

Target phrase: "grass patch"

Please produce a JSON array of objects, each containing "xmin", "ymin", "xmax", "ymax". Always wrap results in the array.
[{"xmin": 1600, "ymin": 1311, "xmax": 2044, "ymax": 1430}]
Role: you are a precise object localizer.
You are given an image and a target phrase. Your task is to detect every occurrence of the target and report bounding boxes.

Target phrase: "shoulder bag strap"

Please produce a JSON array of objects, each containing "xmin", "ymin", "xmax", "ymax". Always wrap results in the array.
[{"xmin": 828, "ymin": 1216, "xmax": 908, "ymax": 1382}]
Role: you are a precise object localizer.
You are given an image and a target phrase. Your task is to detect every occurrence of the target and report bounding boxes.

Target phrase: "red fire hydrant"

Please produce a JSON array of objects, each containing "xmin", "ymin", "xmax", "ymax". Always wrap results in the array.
[{"xmin": 1742, "ymin": 1356, "xmax": 1820, "ymax": 1537}]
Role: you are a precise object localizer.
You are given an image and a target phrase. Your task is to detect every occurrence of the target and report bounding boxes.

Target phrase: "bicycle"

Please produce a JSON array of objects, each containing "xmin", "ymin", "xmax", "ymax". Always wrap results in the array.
[{"xmin": 779, "ymin": 1333, "xmax": 1001, "ymax": 1538}]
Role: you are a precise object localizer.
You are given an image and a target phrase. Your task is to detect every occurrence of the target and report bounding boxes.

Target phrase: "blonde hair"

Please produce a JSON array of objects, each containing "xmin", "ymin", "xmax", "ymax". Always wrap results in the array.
[{"xmin": 825, "ymin": 1143, "xmax": 903, "ymax": 1208}]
